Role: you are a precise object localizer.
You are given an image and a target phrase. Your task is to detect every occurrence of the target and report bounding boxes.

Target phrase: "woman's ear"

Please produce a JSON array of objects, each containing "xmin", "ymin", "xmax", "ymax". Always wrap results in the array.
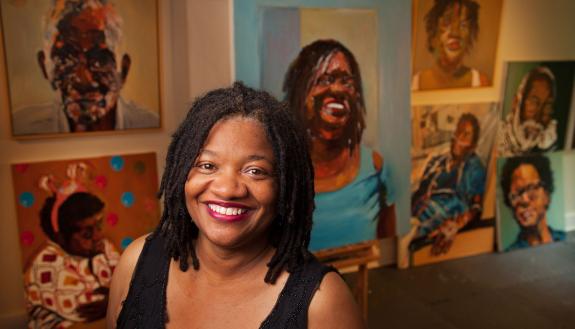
[{"xmin": 121, "ymin": 54, "xmax": 131, "ymax": 83}]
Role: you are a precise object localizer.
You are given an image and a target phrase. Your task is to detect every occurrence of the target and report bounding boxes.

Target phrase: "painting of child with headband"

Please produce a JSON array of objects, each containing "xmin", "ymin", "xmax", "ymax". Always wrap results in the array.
[
  {"xmin": 499, "ymin": 61, "xmax": 575, "ymax": 156},
  {"xmin": 11, "ymin": 154, "xmax": 159, "ymax": 328}
]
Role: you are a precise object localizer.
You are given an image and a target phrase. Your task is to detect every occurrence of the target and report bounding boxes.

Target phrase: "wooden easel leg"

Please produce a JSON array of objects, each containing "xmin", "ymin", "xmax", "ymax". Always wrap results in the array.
[{"xmin": 355, "ymin": 264, "xmax": 369, "ymax": 320}]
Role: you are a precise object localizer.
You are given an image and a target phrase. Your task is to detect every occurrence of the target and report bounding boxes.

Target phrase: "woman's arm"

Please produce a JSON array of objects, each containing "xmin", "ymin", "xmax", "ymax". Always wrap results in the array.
[
  {"xmin": 308, "ymin": 272, "xmax": 366, "ymax": 329},
  {"xmin": 105, "ymin": 234, "xmax": 148, "ymax": 328}
]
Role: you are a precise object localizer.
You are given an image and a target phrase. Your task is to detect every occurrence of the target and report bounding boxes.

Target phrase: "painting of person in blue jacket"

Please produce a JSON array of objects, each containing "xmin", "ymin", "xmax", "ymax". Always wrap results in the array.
[{"xmin": 410, "ymin": 113, "xmax": 486, "ymax": 255}]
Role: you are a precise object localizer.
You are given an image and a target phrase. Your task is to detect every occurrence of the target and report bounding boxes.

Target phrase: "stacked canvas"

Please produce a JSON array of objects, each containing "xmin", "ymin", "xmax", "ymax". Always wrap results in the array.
[{"xmin": 496, "ymin": 61, "xmax": 575, "ymax": 252}]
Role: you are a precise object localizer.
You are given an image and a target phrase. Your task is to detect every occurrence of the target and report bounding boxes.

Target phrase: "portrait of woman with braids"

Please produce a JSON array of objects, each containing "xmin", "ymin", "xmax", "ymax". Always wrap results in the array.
[{"xmin": 106, "ymin": 82, "xmax": 364, "ymax": 328}]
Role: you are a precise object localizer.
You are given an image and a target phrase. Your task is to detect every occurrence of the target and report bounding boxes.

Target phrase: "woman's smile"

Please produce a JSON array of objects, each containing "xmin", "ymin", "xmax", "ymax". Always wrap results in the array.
[{"xmin": 205, "ymin": 201, "xmax": 252, "ymax": 222}]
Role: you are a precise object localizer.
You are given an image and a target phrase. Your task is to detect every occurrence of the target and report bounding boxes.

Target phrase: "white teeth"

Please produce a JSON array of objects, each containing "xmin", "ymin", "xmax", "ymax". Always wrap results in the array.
[
  {"xmin": 327, "ymin": 102, "xmax": 344, "ymax": 109},
  {"xmin": 208, "ymin": 204, "xmax": 247, "ymax": 216}
]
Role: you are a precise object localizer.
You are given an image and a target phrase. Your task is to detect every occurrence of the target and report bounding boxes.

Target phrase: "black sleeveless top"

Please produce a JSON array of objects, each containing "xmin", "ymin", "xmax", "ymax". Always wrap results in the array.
[{"xmin": 117, "ymin": 233, "xmax": 336, "ymax": 328}]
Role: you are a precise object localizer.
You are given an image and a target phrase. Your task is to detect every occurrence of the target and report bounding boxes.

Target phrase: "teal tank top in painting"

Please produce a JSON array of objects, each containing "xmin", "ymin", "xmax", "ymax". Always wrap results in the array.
[{"xmin": 309, "ymin": 145, "xmax": 393, "ymax": 251}]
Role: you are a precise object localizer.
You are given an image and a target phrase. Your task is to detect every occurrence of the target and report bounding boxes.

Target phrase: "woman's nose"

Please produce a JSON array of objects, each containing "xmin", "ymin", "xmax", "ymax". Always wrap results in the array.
[
  {"xmin": 515, "ymin": 191, "xmax": 531, "ymax": 207},
  {"xmin": 449, "ymin": 20, "xmax": 461, "ymax": 36},
  {"xmin": 329, "ymin": 79, "xmax": 352, "ymax": 94},
  {"xmin": 211, "ymin": 170, "xmax": 247, "ymax": 199},
  {"xmin": 520, "ymin": 191, "xmax": 532, "ymax": 203}
]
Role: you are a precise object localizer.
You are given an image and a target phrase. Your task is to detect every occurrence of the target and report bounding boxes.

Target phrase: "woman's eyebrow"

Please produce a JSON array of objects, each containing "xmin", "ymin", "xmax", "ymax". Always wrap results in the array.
[
  {"xmin": 247, "ymin": 154, "xmax": 269, "ymax": 161},
  {"xmin": 199, "ymin": 150, "xmax": 273, "ymax": 163},
  {"xmin": 198, "ymin": 149, "xmax": 217, "ymax": 156}
]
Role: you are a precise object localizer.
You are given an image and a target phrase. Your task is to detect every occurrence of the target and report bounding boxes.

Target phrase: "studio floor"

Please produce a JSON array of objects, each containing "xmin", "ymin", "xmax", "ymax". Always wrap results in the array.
[{"xmin": 348, "ymin": 231, "xmax": 575, "ymax": 329}]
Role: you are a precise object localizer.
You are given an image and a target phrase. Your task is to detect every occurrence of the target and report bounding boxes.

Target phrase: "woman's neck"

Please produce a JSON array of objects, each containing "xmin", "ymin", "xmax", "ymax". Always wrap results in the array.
[
  {"xmin": 528, "ymin": 217, "xmax": 553, "ymax": 245},
  {"xmin": 435, "ymin": 57, "xmax": 467, "ymax": 77},
  {"xmin": 190, "ymin": 236, "xmax": 275, "ymax": 284},
  {"xmin": 311, "ymin": 141, "xmax": 360, "ymax": 192}
]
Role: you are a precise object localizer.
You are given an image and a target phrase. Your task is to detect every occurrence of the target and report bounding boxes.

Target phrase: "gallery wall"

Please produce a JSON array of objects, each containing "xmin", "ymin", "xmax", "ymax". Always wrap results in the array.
[
  {"xmin": 0, "ymin": 0, "xmax": 232, "ymax": 326},
  {"xmin": 0, "ymin": 0, "xmax": 574, "ymax": 326}
]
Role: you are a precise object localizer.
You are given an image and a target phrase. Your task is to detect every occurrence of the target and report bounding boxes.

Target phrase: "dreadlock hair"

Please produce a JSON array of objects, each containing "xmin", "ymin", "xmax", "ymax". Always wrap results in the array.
[
  {"xmin": 500, "ymin": 155, "xmax": 554, "ymax": 208},
  {"xmin": 282, "ymin": 39, "xmax": 366, "ymax": 153},
  {"xmin": 156, "ymin": 81, "xmax": 315, "ymax": 284},
  {"xmin": 425, "ymin": 0, "xmax": 480, "ymax": 53}
]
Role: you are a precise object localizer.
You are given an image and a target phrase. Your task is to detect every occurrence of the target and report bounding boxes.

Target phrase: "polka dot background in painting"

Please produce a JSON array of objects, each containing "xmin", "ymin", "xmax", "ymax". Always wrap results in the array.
[
  {"xmin": 110, "ymin": 156, "xmax": 125, "ymax": 172},
  {"xmin": 94, "ymin": 175, "xmax": 108, "ymax": 189},
  {"xmin": 121, "ymin": 192, "xmax": 135, "ymax": 208},
  {"xmin": 134, "ymin": 160, "xmax": 146, "ymax": 174},
  {"xmin": 106, "ymin": 213, "xmax": 119, "ymax": 226},
  {"xmin": 19, "ymin": 192, "xmax": 35, "ymax": 208},
  {"xmin": 121, "ymin": 237, "xmax": 134, "ymax": 250},
  {"xmin": 14, "ymin": 163, "xmax": 29, "ymax": 174},
  {"xmin": 144, "ymin": 197, "xmax": 156, "ymax": 212}
]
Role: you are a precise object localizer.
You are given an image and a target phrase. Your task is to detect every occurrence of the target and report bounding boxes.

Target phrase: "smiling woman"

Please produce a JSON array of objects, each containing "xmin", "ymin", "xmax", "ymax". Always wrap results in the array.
[
  {"xmin": 184, "ymin": 117, "xmax": 278, "ymax": 250},
  {"xmin": 106, "ymin": 82, "xmax": 365, "ymax": 329}
]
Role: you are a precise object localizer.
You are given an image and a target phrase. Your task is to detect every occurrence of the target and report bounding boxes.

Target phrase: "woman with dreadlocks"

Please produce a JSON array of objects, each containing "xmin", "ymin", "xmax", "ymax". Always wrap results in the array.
[{"xmin": 107, "ymin": 82, "xmax": 364, "ymax": 328}]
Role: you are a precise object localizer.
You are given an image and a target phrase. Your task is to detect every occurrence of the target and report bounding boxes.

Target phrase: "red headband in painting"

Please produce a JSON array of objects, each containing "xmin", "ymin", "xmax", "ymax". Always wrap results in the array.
[{"xmin": 39, "ymin": 163, "xmax": 89, "ymax": 233}]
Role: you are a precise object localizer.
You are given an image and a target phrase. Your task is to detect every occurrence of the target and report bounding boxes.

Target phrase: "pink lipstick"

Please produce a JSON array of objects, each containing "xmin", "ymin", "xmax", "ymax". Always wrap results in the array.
[{"xmin": 205, "ymin": 201, "xmax": 252, "ymax": 222}]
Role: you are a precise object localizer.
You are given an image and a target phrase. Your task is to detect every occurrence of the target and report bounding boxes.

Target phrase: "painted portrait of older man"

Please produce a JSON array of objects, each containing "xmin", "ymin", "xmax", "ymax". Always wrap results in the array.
[{"xmin": 2, "ymin": 0, "xmax": 160, "ymax": 136}]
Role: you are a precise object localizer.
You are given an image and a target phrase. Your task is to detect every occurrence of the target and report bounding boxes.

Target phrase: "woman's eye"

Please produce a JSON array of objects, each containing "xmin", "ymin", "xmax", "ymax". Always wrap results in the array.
[
  {"xmin": 317, "ymin": 75, "xmax": 333, "ymax": 86},
  {"xmin": 246, "ymin": 167, "xmax": 267, "ymax": 177},
  {"xmin": 342, "ymin": 78, "xmax": 355, "ymax": 89},
  {"xmin": 196, "ymin": 163, "xmax": 215, "ymax": 172},
  {"xmin": 82, "ymin": 229, "xmax": 93, "ymax": 240}
]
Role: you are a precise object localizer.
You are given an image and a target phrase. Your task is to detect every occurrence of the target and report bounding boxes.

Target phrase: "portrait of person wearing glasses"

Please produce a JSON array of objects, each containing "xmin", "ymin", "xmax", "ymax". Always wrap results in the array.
[{"xmin": 500, "ymin": 155, "xmax": 565, "ymax": 251}]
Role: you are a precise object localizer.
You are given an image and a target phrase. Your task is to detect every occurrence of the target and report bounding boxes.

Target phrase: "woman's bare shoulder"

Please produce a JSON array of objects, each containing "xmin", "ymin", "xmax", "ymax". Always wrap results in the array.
[
  {"xmin": 106, "ymin": 233, "xmax": 150, "ymax": 328},
  {"xmin": 308, "ymin": 271, "xmax": 366, "ymax": 329}
]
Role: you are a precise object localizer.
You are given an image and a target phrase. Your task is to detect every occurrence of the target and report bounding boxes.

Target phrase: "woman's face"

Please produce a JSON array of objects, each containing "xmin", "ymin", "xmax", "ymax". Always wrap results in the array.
[
  {"xmin": 184, "ymin": 116, "xmax": 278, "ymax": 249},
  {"xmin": 451, "ymin": 119, "xmax": 475, "ymax": 160},
  {"xmin": 521, "ymin": 78, "xmax": 553, "ymax": 124},
  {"xmin": 509, "ymin": 164, "xmax": 549, "ymax": 228},
  {"xmin": 304, "ymin": 51, "xmax": 358, "ymax": 142},
  {"xmin": 434, "ymin": 2, "xmax": 471, "ymax": 66},
  {"xmin": 62, "ymin": 211, "xmax": 105, "ymax": 257}
]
